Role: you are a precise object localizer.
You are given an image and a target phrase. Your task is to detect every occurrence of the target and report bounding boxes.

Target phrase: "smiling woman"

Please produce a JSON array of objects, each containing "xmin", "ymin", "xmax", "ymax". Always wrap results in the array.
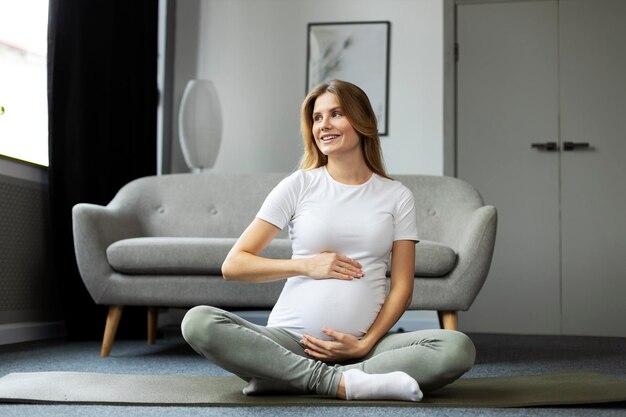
[
  {"xmin": 181, "ymin": 80, "xmax": 476, "ymax": 402},
  {"xmin": 0, "ymin": 0, "xmax": 50, "ymax": 167}
]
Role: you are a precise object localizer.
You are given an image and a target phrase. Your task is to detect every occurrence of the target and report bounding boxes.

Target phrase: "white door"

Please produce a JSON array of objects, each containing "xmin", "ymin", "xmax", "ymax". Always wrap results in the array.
[
  {"xmin": 456, "ymin": 0, "xmax": 626, "ymax": 337},
  {"xmin": 456, "ymin": 0, "xmax": 561, "ymax": 334},
  {"xmin": 559, "ymin": 0, "xmax": 626, "ymax": 337}
]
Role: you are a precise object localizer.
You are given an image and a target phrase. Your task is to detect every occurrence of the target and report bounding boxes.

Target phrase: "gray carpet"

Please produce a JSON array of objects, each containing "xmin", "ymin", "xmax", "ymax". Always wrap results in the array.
[{"xmin": 1, "ymin": 327, "xmax": 625, "ymax": 416}]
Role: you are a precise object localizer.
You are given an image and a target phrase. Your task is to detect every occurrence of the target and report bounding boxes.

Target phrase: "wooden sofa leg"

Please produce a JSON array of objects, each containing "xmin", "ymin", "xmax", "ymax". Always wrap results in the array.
[
  {"xmin": 147, "ymin": 307, "xmax": 158, "ymax": 345},
  {"xmin": 101, "ymin": 305, "xmax": 123, "ymax": 357},
  {"xmin": 438, "ymin": 311, "xmax": 458, "ymax": 330}
]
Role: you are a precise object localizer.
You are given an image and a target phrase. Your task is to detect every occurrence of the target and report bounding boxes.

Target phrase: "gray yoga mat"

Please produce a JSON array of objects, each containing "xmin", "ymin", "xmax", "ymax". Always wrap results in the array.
[{"xmin": 0, "ymin": 371, "xmax": 625, "ymax": 408}]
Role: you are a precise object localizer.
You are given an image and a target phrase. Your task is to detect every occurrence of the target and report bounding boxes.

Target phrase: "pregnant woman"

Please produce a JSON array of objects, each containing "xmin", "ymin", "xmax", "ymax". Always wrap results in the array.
[{"xmin": 182, "ymin": 79, "xmax": 475, "ymax": 401}]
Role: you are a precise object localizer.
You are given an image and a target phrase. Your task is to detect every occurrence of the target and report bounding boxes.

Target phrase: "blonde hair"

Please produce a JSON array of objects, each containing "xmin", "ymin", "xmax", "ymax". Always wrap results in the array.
[{"xmin": 299, "ymin": 80, "xmax": 390, "ymax": 179}]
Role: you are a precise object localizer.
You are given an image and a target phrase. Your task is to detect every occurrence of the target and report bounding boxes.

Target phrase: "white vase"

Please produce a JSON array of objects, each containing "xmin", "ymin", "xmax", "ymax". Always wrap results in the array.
[{"xmin": 178, "ymin": 80, "xmax": 223, "ymax": 171}]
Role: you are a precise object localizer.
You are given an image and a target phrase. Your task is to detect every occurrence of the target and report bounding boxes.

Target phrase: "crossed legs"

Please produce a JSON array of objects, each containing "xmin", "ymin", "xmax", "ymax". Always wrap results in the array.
[{"xmin": 181, "ymin": 306, "xmax": 475, "ymax": 399}]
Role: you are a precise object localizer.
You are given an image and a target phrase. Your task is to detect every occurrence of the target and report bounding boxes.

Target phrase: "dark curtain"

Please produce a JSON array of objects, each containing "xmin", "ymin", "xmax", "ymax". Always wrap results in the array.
[{"xmin": 47, "ymin": 0, "xmax": 158, "ymax": 339}]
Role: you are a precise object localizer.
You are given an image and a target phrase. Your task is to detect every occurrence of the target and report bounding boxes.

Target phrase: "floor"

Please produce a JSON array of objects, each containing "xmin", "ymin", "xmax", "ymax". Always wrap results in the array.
[{"xmin": 0, "ymin": 328, "xmax": 625, "ymax": 417}]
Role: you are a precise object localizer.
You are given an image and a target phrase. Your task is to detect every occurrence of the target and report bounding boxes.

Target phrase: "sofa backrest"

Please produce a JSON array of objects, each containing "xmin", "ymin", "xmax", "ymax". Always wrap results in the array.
[
  {"xmin": 109, "ymin": 172, "xmax": 484, "ymax": 246},
  {"xmin": 394, "ymin": 175, "xmax": 484, "ymax": 245},
  {"xmin": 109, "ymin": 173, "xmax": 288, "ymax": 238}
]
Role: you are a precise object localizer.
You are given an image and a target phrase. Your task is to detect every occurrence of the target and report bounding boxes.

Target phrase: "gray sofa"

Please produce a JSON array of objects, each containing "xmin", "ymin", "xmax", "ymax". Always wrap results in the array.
[{"xmin": 72, "ymin": 172, "xmax": 497, "ymax": 357}]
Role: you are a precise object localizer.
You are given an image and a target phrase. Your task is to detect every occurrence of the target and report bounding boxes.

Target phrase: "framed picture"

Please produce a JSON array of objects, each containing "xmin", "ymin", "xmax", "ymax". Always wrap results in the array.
[{"xmin": 306, "ymin": 21, "xmax": 391, "ymax": 135}]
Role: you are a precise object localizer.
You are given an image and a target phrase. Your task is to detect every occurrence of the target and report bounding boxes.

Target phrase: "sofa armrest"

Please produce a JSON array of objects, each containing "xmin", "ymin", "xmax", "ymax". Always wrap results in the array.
[
  {"xmin": 409, "ymin": 205, "xmax": 497, "ymax": 311},
  {"xmin": 444, "ymin": 205, "xmax": 497, "ymax": 310},
  {"xmin": 72, "ymin": 203, "xmax": 141, "ymax": 303}
]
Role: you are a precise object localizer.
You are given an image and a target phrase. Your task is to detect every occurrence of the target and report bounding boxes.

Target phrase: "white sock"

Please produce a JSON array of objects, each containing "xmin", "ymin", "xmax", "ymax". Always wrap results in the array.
[{"xmin": 342, "ymin": 369, "xmax": 423, "ymax": 402}]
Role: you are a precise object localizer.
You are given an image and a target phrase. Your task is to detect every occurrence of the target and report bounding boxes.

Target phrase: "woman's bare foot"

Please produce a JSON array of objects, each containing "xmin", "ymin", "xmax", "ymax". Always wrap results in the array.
[{"xmin": 336, "ymin": 376, "xmax": 347, "ymax": 399}]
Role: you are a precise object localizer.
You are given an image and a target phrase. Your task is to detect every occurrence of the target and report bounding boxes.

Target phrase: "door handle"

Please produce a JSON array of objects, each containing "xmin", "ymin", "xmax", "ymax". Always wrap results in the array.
[
  {"xmin": 531, "ymin": 142, "xmax": 559, "ymax": 151},
  {"xmin": 563, "ymin": 142, "xmax": 590, "ymax": 151}
]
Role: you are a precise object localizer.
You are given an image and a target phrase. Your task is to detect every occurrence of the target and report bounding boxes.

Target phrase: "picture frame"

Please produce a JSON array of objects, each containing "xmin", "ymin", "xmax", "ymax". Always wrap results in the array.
[{"xmin": 306, "ymin": 21, "xmax": 391, "ymax": 136}]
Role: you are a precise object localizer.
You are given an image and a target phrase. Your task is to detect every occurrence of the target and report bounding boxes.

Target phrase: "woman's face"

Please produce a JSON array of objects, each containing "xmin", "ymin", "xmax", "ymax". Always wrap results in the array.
[{"xmin": 311, "ymin": 92, "xmax": 361, "ymax": 158}]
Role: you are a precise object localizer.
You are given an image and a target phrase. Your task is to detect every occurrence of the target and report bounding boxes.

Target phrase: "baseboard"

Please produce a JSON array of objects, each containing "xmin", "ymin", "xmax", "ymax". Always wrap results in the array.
[{"xmin": 0, "ymin": 321, "xmax": 66, "ymax": 346}]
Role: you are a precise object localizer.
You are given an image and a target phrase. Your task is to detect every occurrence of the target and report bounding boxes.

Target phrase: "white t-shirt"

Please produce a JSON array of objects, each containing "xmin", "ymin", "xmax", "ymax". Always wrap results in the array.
[{"xmin": 257, "ymin": 166, "xmax": 419, "ymax": 339}]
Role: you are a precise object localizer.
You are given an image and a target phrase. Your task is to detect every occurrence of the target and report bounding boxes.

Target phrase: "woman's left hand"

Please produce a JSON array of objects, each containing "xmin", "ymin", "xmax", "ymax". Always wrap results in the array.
[{"xmin": 300, "ymin": 328, "xmax": 371, "ymax": 362}]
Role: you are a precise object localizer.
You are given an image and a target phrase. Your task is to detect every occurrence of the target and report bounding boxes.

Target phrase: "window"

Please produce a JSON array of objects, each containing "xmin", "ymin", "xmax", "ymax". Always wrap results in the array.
[{"xmin": 0, "ymin": 0, "xmax": 49, "ymax": 167}]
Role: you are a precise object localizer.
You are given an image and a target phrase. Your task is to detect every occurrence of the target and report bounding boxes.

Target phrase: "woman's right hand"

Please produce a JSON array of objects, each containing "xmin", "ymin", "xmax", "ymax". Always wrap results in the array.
[{"xmin": 303, "ymin": 252, "xmax": 364, "ymax": 280}]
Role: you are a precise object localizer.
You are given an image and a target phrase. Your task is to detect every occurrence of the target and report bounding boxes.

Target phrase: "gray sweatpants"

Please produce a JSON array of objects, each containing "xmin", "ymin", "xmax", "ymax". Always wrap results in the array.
[{"xmin": 181, "ymin": 305, "xmax": 475, "ymax": 397}]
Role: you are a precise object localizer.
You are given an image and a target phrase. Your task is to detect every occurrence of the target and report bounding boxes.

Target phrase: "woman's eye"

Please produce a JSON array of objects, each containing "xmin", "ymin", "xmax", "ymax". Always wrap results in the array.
[
  {"xmin": 313, "ymin": 115, "xmax": 322, "ymax": 122},
  {"xmin": 332, "ymin": 111, "xmax": 342, "ymax": 118}
]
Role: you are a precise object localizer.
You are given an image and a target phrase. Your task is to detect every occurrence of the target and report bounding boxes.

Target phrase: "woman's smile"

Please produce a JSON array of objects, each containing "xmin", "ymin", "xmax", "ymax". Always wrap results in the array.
[
  {"xmin": 320, "ymin": 133, "xmax": 340, "ymax": 145},
  {"xmin": 320, "ymin": 134, "xmax": 340, "ymax": 142}
]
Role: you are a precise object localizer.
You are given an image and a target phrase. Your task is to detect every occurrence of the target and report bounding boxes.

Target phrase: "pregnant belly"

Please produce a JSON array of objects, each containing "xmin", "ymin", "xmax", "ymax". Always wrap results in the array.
[{"xmin": 267, "ymin": 273, "xmax": 386, "ymax": 339}]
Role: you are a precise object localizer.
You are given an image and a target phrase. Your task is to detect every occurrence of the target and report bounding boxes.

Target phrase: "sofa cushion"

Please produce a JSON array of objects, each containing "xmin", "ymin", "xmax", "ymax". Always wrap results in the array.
[
  {"xmin": 106, "ymin": 237, "xmax": 292, "ymax": 275},
  {"xmin": 108, "ymin": 237, "xmax": 456, "ymax": 278},
  {"xmin": 413, "ymin": 240, "xmax": 457, "ymax": 277},
  {"xmin": 386, "ymin": 240, "xmax": 457, "ymax": 277}
]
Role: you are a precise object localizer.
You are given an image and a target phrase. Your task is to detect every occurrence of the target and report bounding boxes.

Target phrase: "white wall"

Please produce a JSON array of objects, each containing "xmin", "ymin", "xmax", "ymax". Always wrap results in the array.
[
  {"xmin": 170, "ymin": 0, "xmax": 202, "ymax": 174},
  {"xmin": 171, "ymin": 0, "xmax": 445, "ymax": 175}
]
